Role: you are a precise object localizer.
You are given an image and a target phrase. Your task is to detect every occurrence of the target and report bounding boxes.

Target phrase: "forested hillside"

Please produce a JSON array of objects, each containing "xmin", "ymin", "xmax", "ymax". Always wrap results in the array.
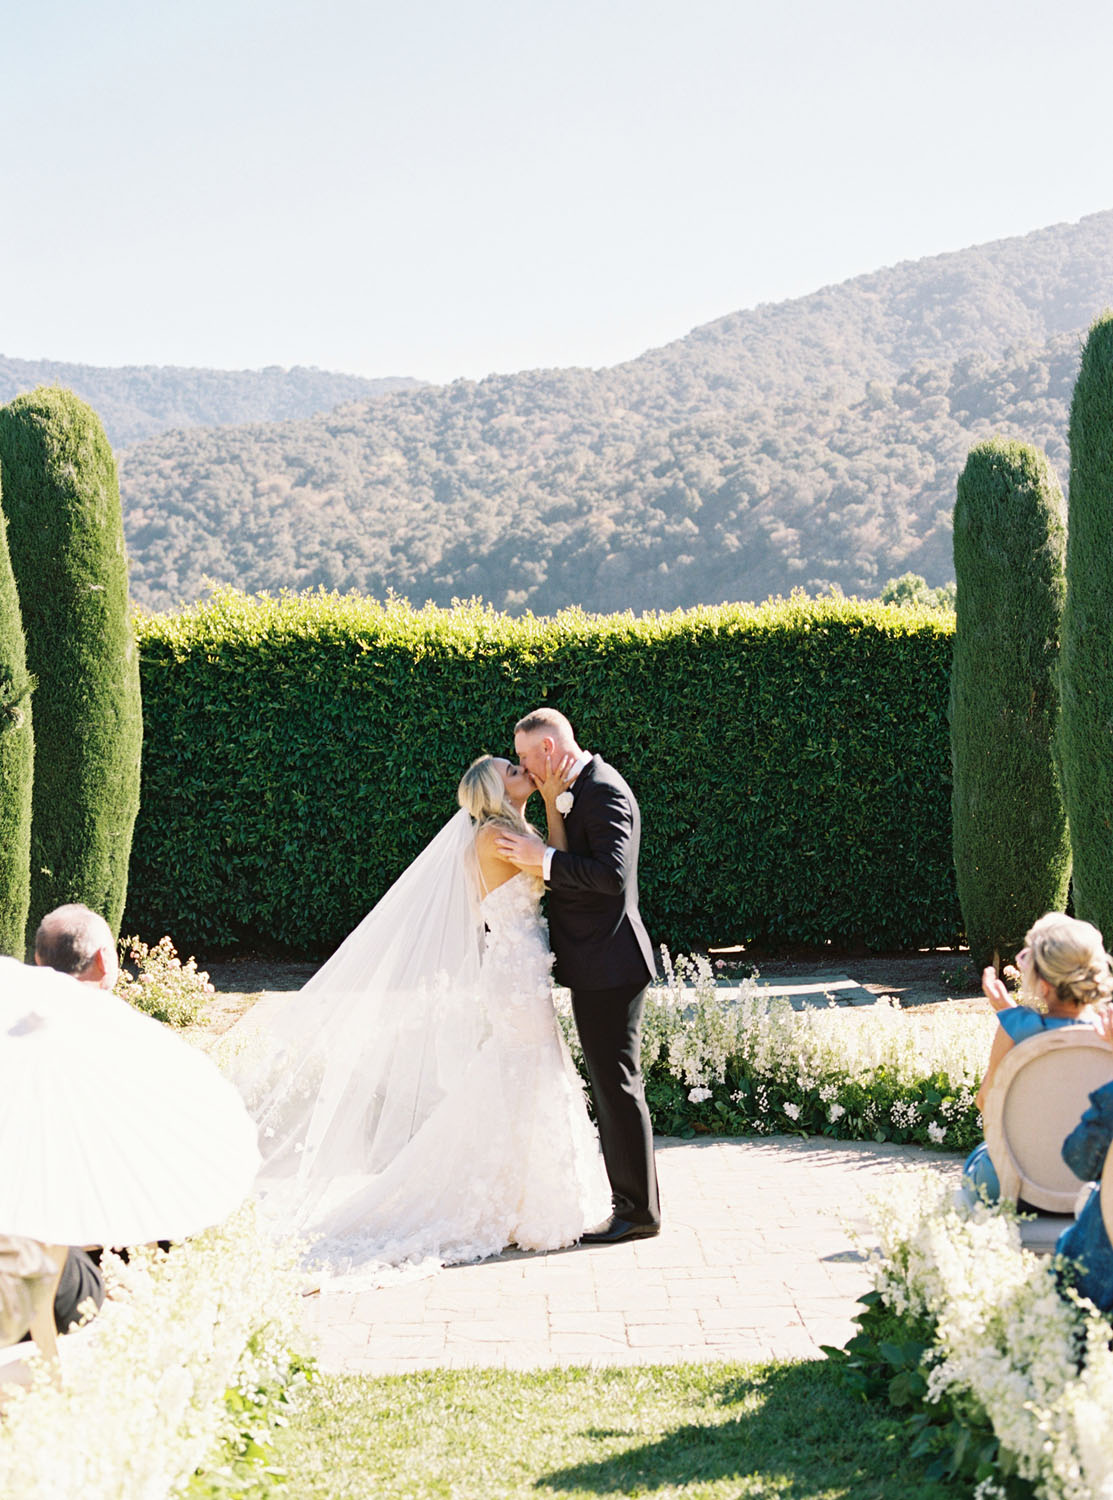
[
  {"xmin": 71, "ymin": 212, "xmax": 1113, "ymax": 609},
  {"xmin": 0, "ymin": 358, "xmax": 421, "ymax": 447}
]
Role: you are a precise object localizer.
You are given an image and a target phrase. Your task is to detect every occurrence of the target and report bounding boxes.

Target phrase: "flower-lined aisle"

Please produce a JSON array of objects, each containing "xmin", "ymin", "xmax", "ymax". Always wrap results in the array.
[
  {"xmin": 831, "ymin": 1172, "xmax": 1113, "ymax": 1500},
  {"xmin": 559, "ymin": 953, "xmax": 993, "ymax": 1150},
  {"xmin": 0, "ymin": 1205, "xmax": 308, "ymax": 1500}
]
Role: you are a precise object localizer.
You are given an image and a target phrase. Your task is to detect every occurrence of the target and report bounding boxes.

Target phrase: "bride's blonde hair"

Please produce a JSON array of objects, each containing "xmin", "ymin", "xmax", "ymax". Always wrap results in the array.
[{"xmin": 457, "ymin": 755, "xmax": 530, "ymax": 834}]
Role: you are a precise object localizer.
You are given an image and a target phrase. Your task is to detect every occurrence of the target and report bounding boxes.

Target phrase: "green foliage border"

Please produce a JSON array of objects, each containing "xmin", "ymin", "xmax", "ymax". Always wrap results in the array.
[
  {"xmin": 826, "ymin": 1293, "xmax": 1036, "ymax": 1496},
  {"xmin": 640, "ymin": 1058, "xmax": 979, "ymax": 1152}
]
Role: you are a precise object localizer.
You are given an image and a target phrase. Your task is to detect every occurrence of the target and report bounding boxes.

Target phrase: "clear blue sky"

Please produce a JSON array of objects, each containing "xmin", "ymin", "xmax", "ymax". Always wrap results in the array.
[{"xmin": 4, "ymin": 0, "xmax": 1111, "ymax": 384}]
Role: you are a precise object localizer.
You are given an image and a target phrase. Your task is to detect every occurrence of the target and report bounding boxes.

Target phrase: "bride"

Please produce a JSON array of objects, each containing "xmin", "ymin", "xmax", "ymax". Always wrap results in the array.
[{"xmin": 239, "ymin": 753, "xmax": 610, "ymax": 1279}]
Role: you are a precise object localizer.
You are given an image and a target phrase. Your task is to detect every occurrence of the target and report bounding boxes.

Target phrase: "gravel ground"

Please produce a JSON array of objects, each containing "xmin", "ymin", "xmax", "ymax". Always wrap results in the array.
[{"xmin": 197, "ymin": 947, "xmax": 987, "ymax": 1033}]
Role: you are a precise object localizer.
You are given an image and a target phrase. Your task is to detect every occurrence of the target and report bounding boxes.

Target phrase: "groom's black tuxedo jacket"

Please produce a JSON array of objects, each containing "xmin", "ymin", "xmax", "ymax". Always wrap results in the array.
[{"xmin": 546, "ymin": 755, "xmax": 655, "ymax": 992}]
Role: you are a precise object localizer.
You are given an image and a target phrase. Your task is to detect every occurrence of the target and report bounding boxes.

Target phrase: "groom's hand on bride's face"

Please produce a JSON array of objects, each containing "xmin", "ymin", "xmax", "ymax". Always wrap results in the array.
[{"xmin": 494, "ymin": 829, "xmax": 546, "ymax": 872}]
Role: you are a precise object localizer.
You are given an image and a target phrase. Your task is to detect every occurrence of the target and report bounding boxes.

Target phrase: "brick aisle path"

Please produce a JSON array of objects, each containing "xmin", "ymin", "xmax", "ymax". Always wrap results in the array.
[{"xmin": 302, "ymin": 1135, "xmax": 959, "ymax": 1374}]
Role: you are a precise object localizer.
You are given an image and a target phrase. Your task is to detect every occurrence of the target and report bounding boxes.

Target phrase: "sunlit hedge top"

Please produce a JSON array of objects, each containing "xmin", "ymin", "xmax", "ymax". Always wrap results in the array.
[
  {"xmin": 137, "ymin": 584, "xmax": 955, "ymax": 644},
  {"xmin": 129, "ymin": 589, "xmax": 958, "ymax": 955}
]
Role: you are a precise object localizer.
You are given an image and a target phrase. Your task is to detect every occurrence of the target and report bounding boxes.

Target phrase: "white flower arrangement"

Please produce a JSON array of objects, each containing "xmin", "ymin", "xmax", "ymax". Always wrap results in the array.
[
  {"xmin": 555, "ymin": 949, "xmax": 991, "ymax": 1148},
  {"xmin": 555, "ymin": 791, "xmax": 574, "ymax": 815},
  {"xmin": 645, "ymin": 950, "xmax": 991, "ymax": 1097},
  {"xmin": 866, "ymin": 1172, "xmax": 1113, "ymax": 1500},
  {"xmin": 0, "ymin": 1202, "xmax": 306, "ymax": 1500}
]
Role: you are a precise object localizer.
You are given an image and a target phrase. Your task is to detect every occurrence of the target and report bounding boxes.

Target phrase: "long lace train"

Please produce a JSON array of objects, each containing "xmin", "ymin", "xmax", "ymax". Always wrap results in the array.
[{"xmin": 243, "ymin": 848, "xmax": 610, "ymax": 1285}]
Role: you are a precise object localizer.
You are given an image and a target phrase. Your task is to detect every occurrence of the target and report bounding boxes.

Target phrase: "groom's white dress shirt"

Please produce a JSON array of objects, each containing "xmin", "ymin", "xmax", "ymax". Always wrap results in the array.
[{"xmin": 541, "ymin": 751, "xmax": 593, "ymax": 883}]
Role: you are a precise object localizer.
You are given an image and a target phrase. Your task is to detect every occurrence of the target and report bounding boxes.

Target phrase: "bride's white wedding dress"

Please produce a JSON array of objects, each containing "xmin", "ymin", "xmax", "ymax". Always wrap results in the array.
[{"xmin": 238, "ymin": 810, "xmax": 609, "ymax": 1282}]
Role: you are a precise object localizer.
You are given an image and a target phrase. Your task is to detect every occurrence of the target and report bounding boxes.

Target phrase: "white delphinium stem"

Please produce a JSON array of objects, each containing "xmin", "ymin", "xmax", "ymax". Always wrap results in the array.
[
  {"xmin": 639, "ymin": 953, "xmax": 991, "ymax": 1107},
  {"xmin": 867, "ymin": 1172, "xmax": 1113, "ymax": 1500}
]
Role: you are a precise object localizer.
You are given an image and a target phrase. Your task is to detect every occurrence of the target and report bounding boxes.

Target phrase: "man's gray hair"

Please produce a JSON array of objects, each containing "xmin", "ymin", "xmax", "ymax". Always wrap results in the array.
[
  {"xmin": 34, "ymin": 904, "xmax": 113, "ymax": 978},
  {"xmin": 514, "ymin": 707, "xmax": 575, "ymax": 740}
]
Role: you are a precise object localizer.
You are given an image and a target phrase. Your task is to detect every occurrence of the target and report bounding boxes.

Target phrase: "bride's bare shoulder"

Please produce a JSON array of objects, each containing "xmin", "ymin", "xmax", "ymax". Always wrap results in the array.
[{"xmin": 473, "ymin": 821, "xmax": 520, "ymax": 892}]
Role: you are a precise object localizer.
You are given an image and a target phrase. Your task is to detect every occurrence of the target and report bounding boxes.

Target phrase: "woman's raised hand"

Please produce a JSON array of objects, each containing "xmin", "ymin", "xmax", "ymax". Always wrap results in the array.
[
  {"xmin": 535, "ymin": 752, "xmax": 575, "ymax": 806},
  {"xmin": 981, "ymin": 965, "xmax": 1014, "ymax": 1012}
]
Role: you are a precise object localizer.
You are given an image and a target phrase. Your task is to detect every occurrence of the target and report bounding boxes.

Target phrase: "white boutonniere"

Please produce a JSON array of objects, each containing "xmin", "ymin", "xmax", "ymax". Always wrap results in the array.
[{"xmin": 555, "ymin": 791, "xmax": 574, "ymax": 815}]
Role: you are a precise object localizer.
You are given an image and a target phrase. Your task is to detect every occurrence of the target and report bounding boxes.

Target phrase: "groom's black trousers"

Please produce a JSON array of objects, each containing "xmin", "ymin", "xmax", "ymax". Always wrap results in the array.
[{"xmin": 571, "ymin": 981, "xmax": 660, "ymax": 1226}]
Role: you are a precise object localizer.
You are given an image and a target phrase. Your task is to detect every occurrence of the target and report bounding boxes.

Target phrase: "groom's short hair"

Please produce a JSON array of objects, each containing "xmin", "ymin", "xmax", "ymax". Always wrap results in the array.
[{"xmin": 515, "ymin": 707, "xmax": 575, "ymax": 742}]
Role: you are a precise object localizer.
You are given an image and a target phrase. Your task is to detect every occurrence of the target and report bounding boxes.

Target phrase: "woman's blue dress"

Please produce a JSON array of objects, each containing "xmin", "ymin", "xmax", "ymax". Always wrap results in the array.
[{"xmin": 961, "ymin": 1006, "xmax": 1088, "ymax": 1203}]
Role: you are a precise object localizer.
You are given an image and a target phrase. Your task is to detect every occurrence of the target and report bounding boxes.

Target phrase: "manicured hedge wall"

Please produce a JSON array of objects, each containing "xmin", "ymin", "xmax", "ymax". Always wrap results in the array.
[{"xmin": 125, "ymin": 590, "xmax": 960, "ymax": 956}]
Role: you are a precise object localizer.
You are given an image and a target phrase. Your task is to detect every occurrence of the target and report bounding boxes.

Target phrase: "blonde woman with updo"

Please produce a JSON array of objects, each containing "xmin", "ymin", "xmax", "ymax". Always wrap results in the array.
[
  {"xmin": 961, "ymin": 913, "xmax": 1113, "ymax": 1204},
  {"xmin": 246, "ymin": 752, "xmax": 610, "ymax": 1283}
]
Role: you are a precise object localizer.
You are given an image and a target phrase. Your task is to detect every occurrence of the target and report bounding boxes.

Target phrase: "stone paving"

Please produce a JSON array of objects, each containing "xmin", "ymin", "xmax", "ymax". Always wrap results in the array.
[{"xmin": 303, "ymin": 1135, "xmax": 960, "ymax": 1375}]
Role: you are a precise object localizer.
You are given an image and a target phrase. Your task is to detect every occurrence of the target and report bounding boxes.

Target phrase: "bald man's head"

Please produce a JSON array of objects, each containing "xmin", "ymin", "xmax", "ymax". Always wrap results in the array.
[{"xmin": 34, "ymin": 904, "xmax": 118, "ymax": 989}]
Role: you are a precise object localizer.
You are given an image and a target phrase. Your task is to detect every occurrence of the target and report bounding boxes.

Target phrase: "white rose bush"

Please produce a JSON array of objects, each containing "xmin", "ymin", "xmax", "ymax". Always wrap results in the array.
[
  {"xmin": 0, "ymin": 1203, "xmax": 310, "ymax": 1500},
  {"xmin": 557, "ymin": 951, "xmax": 991, "ymax": 1152},
  {"xmin": 115, "ymin": 934, "xmax": 217, "ymax": 1028},
  {"xmin": 827, "ymin": 1171, "xmax": 1113, "ymax": 1499}
]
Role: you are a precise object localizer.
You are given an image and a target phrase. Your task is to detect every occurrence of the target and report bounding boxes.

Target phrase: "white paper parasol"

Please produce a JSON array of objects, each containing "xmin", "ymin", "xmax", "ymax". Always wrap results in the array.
[{"xmin": 0, "ymin": 958, "xmax": 261, "ymax": 1245}]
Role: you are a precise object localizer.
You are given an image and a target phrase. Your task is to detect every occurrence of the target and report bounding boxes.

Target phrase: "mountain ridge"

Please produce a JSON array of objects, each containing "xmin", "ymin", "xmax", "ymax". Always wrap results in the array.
[
  {"xmin": 9, "ymin": 210, "xmax": 1113, "ymax": 614},
  {"xmin": 0, "ymin": 356, "xmax": 423, "ymax": 447}
]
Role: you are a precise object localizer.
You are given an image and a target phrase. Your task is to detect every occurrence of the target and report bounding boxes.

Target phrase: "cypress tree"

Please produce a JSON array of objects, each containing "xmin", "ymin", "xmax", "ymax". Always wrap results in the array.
[
  {"xmin": 951, "ymin": 438, "xmax": 1070, "ymax": 969},
  {"xmin": 0, "ymin": 388, "xmax": 142, "ymax": 942},
  {"xmin": 0, "ymin": 475, "xmax": 33, "ymax": 957},
  {"xmin": 1060, "ymin": 313, "xmax": 1113, "ymax": 936}
]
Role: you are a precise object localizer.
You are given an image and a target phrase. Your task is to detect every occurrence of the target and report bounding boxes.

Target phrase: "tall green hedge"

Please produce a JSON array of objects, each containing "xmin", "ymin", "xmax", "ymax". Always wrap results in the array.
[
  {"xmin": 950, "ymin": 439, "xmax": 1070, "ymax": 969},
  {"xmin": 126, "ymin": 589, "xmax": 960, "ymax": 955},
  {"xmin": 1061, "ymin": 313, "xmax": 1113, "ymax": 936},
  {"xmin": 0, "ymin": 486, "xmax": 33, "ymax": 957},
  {"xmin": 0, "ymin": 388, "xmax": 142, "ymax": 941}
]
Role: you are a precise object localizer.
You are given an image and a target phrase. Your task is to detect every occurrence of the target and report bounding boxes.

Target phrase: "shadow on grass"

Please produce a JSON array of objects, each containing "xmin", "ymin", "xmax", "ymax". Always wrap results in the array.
[{"xmin": 536, "ymin": 1361, "xmax": 949, "ymax": 1498}]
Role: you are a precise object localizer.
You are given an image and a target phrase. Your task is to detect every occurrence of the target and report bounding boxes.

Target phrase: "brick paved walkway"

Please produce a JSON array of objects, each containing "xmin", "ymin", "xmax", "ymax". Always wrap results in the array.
[{"xmin": 303, "ymin": 1135, "xmax": 959, "ymax": 1374}]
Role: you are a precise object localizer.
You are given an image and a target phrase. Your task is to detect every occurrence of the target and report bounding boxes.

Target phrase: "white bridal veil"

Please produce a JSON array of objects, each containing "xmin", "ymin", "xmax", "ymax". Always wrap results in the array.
[{"xmin": 237, "ymin": 808, "xmax": 488, "ymax": 1234}]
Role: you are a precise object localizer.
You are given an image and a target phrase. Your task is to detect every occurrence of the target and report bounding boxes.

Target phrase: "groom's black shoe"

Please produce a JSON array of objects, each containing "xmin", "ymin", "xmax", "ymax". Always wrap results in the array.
[{"xmin": 580, "ymin": 1216, "xmax": 661, "ymax": 1245}]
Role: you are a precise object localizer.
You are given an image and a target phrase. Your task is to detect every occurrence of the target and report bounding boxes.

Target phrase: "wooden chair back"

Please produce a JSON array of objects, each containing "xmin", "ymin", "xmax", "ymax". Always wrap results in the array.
[{"xmin": 982, "ymin": 1026, "xmax": 1113, "ymax": 1212}]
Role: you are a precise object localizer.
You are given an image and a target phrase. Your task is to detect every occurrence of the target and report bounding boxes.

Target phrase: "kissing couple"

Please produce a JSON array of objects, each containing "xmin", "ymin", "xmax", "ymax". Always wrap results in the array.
[{"xmin": 243, "ymin": 707, "xmax": 661, "ymax": 1280}]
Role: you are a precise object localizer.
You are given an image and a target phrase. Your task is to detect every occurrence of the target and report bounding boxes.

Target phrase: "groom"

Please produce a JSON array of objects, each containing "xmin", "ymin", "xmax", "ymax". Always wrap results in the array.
[{"xmin": 495, "ymin": 708, "xmax": 660, "ymax": 1244}]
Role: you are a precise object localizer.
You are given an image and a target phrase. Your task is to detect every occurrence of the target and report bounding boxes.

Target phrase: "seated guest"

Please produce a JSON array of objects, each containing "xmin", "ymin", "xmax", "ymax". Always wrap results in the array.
[
  {"xmin": 40, "ymin": 1239, "xmax": 105, "ymax": 1337},
  {"xmin": 23, "ymin": 903, "xmax": 113, "ymax": 1333},
  {"xmin": 961, "ymin": 913, "xmax": 1112, "ymax": 1205},
  {"xmin": 34, "ymin": 904, "xmax": 119, "ymax": 990},
  {"xmin": 1056, "ymin": 1008, "xmax": 1113, "ymax": 1313}
]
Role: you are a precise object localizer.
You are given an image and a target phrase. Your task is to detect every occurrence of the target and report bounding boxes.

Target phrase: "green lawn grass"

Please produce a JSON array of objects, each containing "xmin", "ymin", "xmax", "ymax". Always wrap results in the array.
[{"xmin": 273, "ymin": 1359, "xmax": 959, "ymax": 1499}]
